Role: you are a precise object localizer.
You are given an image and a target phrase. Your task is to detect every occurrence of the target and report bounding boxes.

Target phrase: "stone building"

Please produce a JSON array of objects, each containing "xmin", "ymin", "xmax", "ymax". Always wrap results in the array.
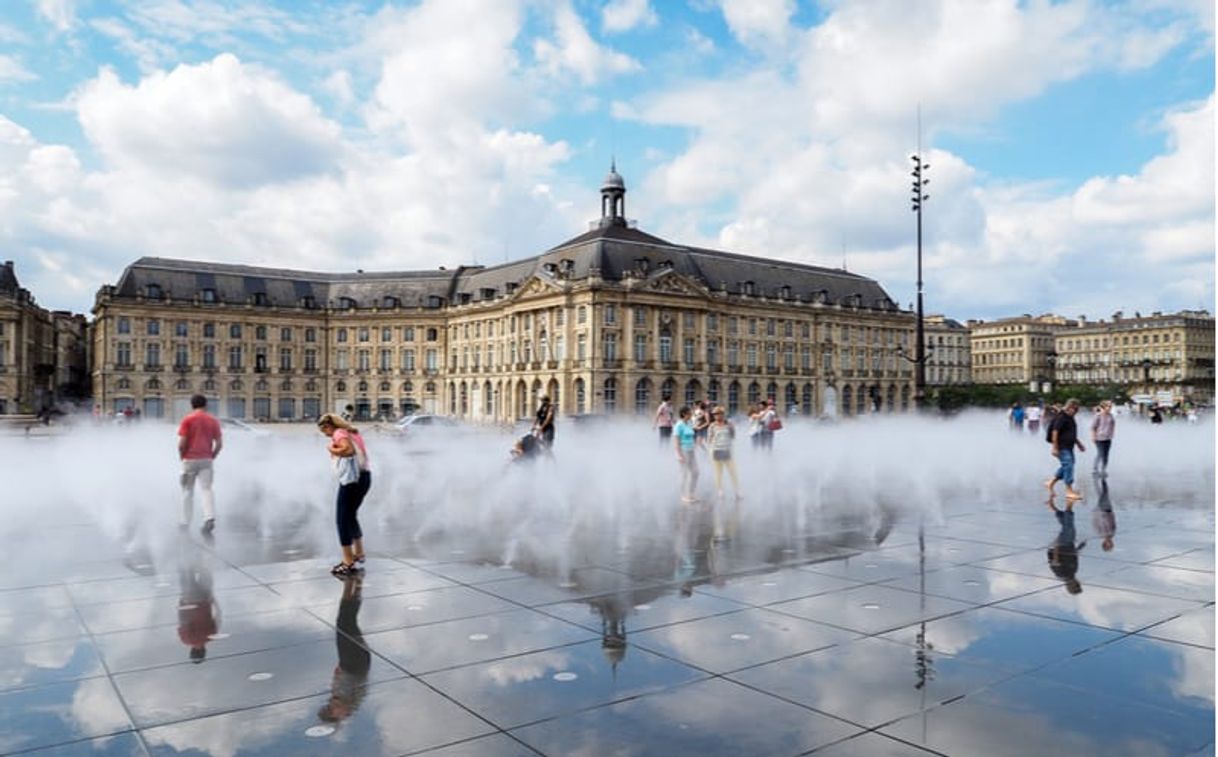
[
  {"xmin": 92, "ymin": 169, "xmax": 915, "ymax": 422},
  {"xmin": 1054, "ymin": 310, "xmax": 1214, "ymax": 404},
  {"xmin": 0, "ymin": 261, "xmax": 87, "ymax": 414},
  {"xmin": 968, "ymin": 314, "xmax": 1073, "ymax": 387},
  {"xmin": 923, "ymin": 314, "xmax": 970, "ymax": 386}
]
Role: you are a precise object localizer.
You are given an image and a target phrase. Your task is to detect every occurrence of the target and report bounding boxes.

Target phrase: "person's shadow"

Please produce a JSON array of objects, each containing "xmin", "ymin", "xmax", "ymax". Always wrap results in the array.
[
  {"xmin": 177, "ymin": 538, "xmax": 220, "ymax": 663},
  {"xmin": 317, "ymin": 576, "xmax": 371, "ymax": 724},
  {"xmin": 1046, "ymin": 498, "xmax": 1087, "ymax": 595}
]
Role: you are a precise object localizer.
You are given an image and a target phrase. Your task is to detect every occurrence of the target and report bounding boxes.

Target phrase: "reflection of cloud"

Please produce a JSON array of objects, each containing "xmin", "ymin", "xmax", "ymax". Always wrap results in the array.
[
  {"xmin": 68, "ymin": 678, "xmax": 130, "ymax": 737},
  {"xmin": 483, "ymin": 651, "xmax": 572, "ymax": 686},
  {"xmin": 1169, "ymin": 641, "xmax": 1215, "ymax": 705}
]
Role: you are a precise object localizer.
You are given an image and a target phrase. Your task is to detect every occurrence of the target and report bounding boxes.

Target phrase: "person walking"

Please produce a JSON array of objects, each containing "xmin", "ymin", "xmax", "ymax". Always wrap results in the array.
[
  {"xmin": 1026, "ymin": 403, "xmax": 1042, "ymax": 435},
  {"xmin": 1091, "ymin": 400, "xmax": 1115, "ymax": 476},
  {"xmin": 673, "ymin": 406, "xmax": 700, "ymax": 503},
  {"xmin": 654, "ymin": 395, "xmax": 674, "ymax": 445},
  {"xmin": 1045, "ymin": 398, "xmax": 1086, "ymax": 502},
  {"xmin": 177, "ymin": 394, "xmax": 223, "ymax": 534},
  {"xmin": 1009, "ymin": 402, "xmax": 1025, "ymax": 431},
  {"xmin": 707, "ymin": 405, "xmax": 739, "ymax": 503},
  {"xmin": 317, "ymin": 414, "xmax": 372, "ymax": 576},
  {"xmin": 533, "ymin": 395, "xmax": 556, "ymax": 451},
  {"xmin": 757, "ymin": 399, "xmax": 778, "ymax": 451},
  {"xmin": 692, "ymin": 400, "xmax": 711, "ymax": 445}
]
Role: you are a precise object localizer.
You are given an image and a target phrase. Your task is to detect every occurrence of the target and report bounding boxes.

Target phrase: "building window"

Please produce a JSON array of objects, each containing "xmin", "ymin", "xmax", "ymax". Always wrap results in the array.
[
  {"xmin": 634, "ymin": 306, "xmax": 646, "ymax": 327},
  {"xmin": 202, "ymin": 345, "xmax": 216, "ymax": 369},
  {"xmin": 228, "ymin": 346, "xmax": 243, "ymax": 369},
  {"xmin": 683, "ymin": 312, "xmax": 695, "ymax": 330},
  {"xmin": 604, "ymin": 303, "xmax": 617, "ymax": 325},
  {"xmin": 146, "ymin": 284, "xmax": 162, "ymax": 299},
  {"xmin": 634, "ymin": 333, "xmax": 647, "ymax": 363},
  {"xmin": 201, "ymin": 289, "xmax": 216, "ymax": 303},
  {"xmin": 684, "ymin": 338, "xmax": 695, "ymax": 367},
  {"xmin": 402, "ymin": 349, "xmax": 416, "ymax": 372},
  {"xmin": 229, "ymin": 324, "xmax": 242, "ymax": 339},
  {"xmin": 426, "ymin": 328, "xmax": 438, "ymax": 342},
  {"xmin": 279, "ymin": 348, "xmax": 292, "ymax": 371},
  {"xmin": 748, "ymin": 318, "xmax": 758, "ymax": 336},
  {"xmin": 634, "ymin": 379, "xmax": 651, "ymax": 415},
  {"xmin": 766, "ymin": 319, "xmax": 776, "ymax": 337},
  {"xmin": 727, "ymin": 341, "xmax": 739, "ymax": 368},
  {"xmin": 280, "ymin": 327, "xmax": 292, "ymax": 342},
  {"xmin": 304, "ymin": 349, "xmax": 317, "ymax": 371},
  {"xmin": 253, "ymin": 292, "xmax": 269, "ymax": 306},
  {"xmin": 603, "ymin": 378, "xmax": 617, "ymax": 412},
  {"xmin": 766, "ymin": 344, "xmax": 777, "ymax": 369},
  {"xmin": 379, "ymin": 349, "xmax": 392, "ymax": 371},
  {"xmin": 425, "ymin": 349, "xmax": 438, "ymax": 371},
  {"xmin": 748, "ymin": 381, "xmax": 761, "ymax": 405},
  {"xmin": 707, "ymin": 340, "xmax": 718, "ymax": 365},
  {"xmin": 174, "ymin": 321, "xmax": 187, "ymax": 337},
  {"xmin": 336, "ymin": 350, "xmax": 350, "ymax": 370},
  {"xmin": 255, "ymin": 325, "xmax": 266, "ymax": 340},
  {"xmin": 145, "ymin": 343, "xmax": 160, "ymax": 368},
  {"xmin": 577, "ymin": 306, "xmax": 587, "ymax": 325},
  {"xmin": 555, "ymin": 335, "xmax": 565, "ymax": 361},
  {"xmin": 727, "ymin": 317, "xmax": 738, "ymax": 336},
  {"xmin": 577, "ymin": 334, "xmax": 587, "ymax": 361},
  {"xmin": 146, "ymin": 319, "xmax": 160, "ymax": 336},
  {"xmin": 747, "ymin": 343, "xmax": 758, "ymax": 369},
  {"xmin": 358, "ymin": 350, "xmax": 371, "ymax": 371},
  {"xmin": 358, "ymin": 328, "xmax": 369, "ymax": 342},
  {"xmin": 603, "ymin": 333, "xmax": 618, "ymax": 361},
  {"xmin": 175, "ymin": 344, "xmax": 188, "ymax": 368},
  {"xmin": 337, "ymin": 328, "xmax": 348, "ymax": 343},
  {"xmin": 117, "ymin": 317, "xmax": 130, "ymax": 335},
  {"xmin": 707, "ymin": 313, "xmax": 718, "ymax": 331},
  {"xmin": 116, "ymin": 341, "xmax": 132, "ymax": 367},
  {"xmin": 659, "ymin": 332, "xmax": 673, "ymax": 364},
  {"xmin": 784, "ymin": 346, "xmax": 794, "ymax": 370}
]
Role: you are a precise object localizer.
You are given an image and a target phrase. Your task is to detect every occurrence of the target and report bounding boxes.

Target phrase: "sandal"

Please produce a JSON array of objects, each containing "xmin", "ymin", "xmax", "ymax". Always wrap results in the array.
[{"xmin": 331, "ymin": 562, "xmax": 357, "ymax": 576}]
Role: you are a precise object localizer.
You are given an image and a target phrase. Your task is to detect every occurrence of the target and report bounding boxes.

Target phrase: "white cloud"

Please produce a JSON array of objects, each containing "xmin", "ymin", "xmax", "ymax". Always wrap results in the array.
[
  {"xmin": 719, "ymin": 0, "xmax": 795, "ymax": 49},
  {"xmin": 75, "ymin": 54, "xmax": 343, "ymax": 187},
  {"xmin": 37, "ymin": 0, "xmax": 76, "ymax": 32},
  {"xmin": 602, "ymin": 0, "xmax": 658, "ymax": 33},
  {"xmin": 534, "ymin": 0, "xmax": 642, "ymax": 84},
  {"xmin": 0, "ymin": 54, "xmax": 35, "ymax": 84}
]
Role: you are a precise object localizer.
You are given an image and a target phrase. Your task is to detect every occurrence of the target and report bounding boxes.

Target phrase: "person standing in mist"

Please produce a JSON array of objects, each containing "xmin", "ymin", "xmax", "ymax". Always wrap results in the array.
[
  {"xmin": 318, "ymin": 414, "xmax": 372, "ymax": 577},
  {"xmin": 674, "ymin": 406, "xmax": 701, "ymax": 503},
  {"xmin": 533, "ymin": 394, "xmax": 555, "ymax": 452},
  {"xmin": 1091, "ymin": 400, "xmax": 1115, "ymax": 476},
  {"xmin": 1046, "ymin": 398, "xmax": 1086, "ymax": 502},
  {"xmin": 654, "ymin": 395, "xmax": 674, "ymax": 445},
  {"xmin": 178, "ymin": 394, "xmax": 222, "ymax": 535}
]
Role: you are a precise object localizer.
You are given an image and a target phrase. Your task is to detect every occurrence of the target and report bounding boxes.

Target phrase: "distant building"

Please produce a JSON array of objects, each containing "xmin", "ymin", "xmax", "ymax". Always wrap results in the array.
[
  {"xmin": 0, "ymin": 261, "xmax": 88, "ymax": 413},
  {"xmin": 923, "ymin": 314, "xmax": 970, "ymax": 386},
  {"xmin": 1054, "ymin": 311, "xmax": 1214, "ymax": 405},
  {"xmin": 968, "ymin": 314, "xmax": 1072, "ymax": 387},
  {"xmin": 92, "ymin": 168, "xmax": 917, "ymax": 421}
]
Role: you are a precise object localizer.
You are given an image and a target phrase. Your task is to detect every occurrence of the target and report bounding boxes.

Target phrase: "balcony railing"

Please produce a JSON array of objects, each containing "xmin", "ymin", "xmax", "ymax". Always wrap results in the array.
[
  {"xmin": 227, "ymin": 366, "xmax": 245, "ymax": 373},
  {"xmin": 173, "ymin": 365, "xmax": 191, "ymax": 373},
  {"xmin": 115, "ymin": 364, "xmax": 135, "ymax": 372}
]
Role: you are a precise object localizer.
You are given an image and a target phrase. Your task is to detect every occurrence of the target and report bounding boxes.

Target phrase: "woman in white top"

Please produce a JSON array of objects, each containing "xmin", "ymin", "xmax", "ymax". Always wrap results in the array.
[{"xmin": 707, "ymin": 405, "xmax": 739, "ymax": 500}]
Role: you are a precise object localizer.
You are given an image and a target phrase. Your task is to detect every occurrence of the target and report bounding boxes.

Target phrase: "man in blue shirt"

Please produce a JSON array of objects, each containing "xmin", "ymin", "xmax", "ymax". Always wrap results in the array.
[{"xmin": 673, "ymin": 406, "xmax": 700, "ymax": 503}]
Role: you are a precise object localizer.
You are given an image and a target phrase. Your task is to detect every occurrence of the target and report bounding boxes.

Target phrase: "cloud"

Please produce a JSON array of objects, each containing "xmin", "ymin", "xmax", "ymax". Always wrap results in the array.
[
  {"xmin": 75, "ymin": 53, "xmax": 342, "ymax": 187},
  {"xmin": 719, "ymin": 0, "xmax": 795, "ymax": 49},
  {"xmin": 0, "ymin": 54, "xmax": 35, "ymax": 84},
  {"xmin": 534, "ymin": 0, "xmax": 642, "ymax": 84},
  {"xmin": 37, "ymin": 0, "xmax": 76, "ymax": 32},
  {"xmin": 602, "ymin": 0, "xmax": 658, "ymax": 33}
]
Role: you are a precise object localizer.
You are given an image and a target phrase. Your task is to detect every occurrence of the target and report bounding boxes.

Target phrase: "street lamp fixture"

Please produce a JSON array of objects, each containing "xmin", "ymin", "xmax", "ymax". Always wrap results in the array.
[
  {"xmin": 910, "ymin": 152, "xmax": 930, "ymax": 408},
  {"xmin": 1141, "ymin": 358, "xmax": 1153, "ymax": 389}
]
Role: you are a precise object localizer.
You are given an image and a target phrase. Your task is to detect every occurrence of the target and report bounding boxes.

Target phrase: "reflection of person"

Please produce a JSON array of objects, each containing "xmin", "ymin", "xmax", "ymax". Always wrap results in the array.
[
  {"xmin": 178, "ymin": 394, "xmax": 223, "ymax": 535},
  {"xmin": 1092, "ymin": 477, "xmax": 1116, "ymax": 552},
  {"xmin": 1046, "ymin": 398, "xmax": 1086, "ymax": 502},
  {"xmin": 178, "ymin": 540, "xmax": 220, "ymax": 663},
  {"xmin": 318, "ymin": 576, "xmax": 370, "ymax": 724},
  {"xmin": 1046, "ymin": 502, "xmax": 1086, "ymax": 594},
  {"xmin": 318, "ymin": 414, "xmax": 372, "ymax": 577}
]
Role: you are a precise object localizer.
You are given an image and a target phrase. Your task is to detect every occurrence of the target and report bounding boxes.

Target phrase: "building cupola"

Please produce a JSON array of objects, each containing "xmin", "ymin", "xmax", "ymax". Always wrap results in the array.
[{"xmin": 599, "ymin": 159, "xmax": 626, "ymax": 228}]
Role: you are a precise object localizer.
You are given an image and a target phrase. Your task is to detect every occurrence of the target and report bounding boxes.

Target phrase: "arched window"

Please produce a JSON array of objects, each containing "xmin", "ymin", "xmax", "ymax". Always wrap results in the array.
[
  {"xmin": 901, "ymin": 384, "xmax": 911, "ymax": 410},
  {"xmin": 685, "ymin": 379, "xmax": 701, "ymax": 407},
  {"xmin": 728, "ymin": 381, "xmax": 740, "ymax": 415},
  {"xmin": 841, "ymin": 385, "xmax": 853, "ymax": 416},
  {"xmin": 708, "ymin": 379, "xmax": 720, "ymax": 404},
  {"xmin": 766, "ymin": 382, "xmax": 778, "ymax": 404},
  {"xmin": 484, "ymin": 381, "xmax": 493, "ymax": 415},
  {"xmin": 459, "ymin": 382, "xmax": 468, "ymax": 415},
  {"xmin": 886, "ymin": 385, "xmax": 896, "ymax": 412},
  {"xmin": 747, "ymin": 381, "xmax": 760, "ymax": 406},
  {"xmin": 336, "ymin": 381, "xmax": 346, "ymax": 393},
  {"xmin": 380, "ymin": 381, "xmax": 390, "ymax": 392},
  {"xmin": 603, "ymin": 378, "xmax": 617, "ymax": 412},
  {"xmin": 784, "ymin": 383, "xmax": 797, "ymax": 413},
  {"xmin": 801, "ymin": 383, "xmax": 813, "ymax": 416},
  {"xmin": 634, "ymin": 378, "xmax": 651, "ymax": 415},
  {"xmin": 856, "ymin": 386, "xmax": 867, "ymax": 415},
  {"xmin": 449, "ymin": 383, "xmax": 457, "ymax": 414},
  {"xmin": 661, "ymin": 377, "xmax": 676, "ymax": 402},
  {"xmin": 574, "ymin": 378, "xmax": 586, "ymax": 414}
]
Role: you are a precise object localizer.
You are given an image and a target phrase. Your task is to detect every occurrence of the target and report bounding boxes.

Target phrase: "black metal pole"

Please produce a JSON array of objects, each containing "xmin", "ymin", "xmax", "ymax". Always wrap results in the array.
[{"xmin": 915, "ymin": 196, "xmax": 926, "ymax": 409}]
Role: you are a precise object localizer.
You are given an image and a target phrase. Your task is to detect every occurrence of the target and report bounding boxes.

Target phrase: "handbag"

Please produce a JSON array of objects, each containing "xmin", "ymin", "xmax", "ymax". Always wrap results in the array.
[
  {"xmin": 768, "ymin": 416, "xmax": 783, "ymax": 432},
  {"xmin": 333, "ymin": 452, "xmax": 360, "ymax": 486}
]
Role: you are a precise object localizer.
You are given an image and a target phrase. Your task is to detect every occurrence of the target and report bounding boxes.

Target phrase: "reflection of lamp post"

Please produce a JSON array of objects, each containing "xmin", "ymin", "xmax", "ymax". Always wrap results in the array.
[
  {"xmin": 1141, "ymin": 358, "xmax": 1153, "ymax": 390},
  {"xmin": 913, "ymin": 520, "xmax": 933, "ymax": 742},
  {"xmin": 1043, "ymin": 351, "xmax": 1057, "ymax": 394}
]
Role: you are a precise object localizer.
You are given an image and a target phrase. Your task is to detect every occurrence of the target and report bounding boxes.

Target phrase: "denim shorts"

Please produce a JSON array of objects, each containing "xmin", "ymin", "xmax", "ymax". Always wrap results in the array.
[{"xmin": 1055, "ymin": 448, "xmax": 1075, "ymax": 485}]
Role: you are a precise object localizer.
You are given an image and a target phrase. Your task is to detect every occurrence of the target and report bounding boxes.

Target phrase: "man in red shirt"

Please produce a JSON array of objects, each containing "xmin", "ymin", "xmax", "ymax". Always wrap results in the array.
[{"xmin": 178, "ymin": 394, "xmax": 222, "ymax": 534}]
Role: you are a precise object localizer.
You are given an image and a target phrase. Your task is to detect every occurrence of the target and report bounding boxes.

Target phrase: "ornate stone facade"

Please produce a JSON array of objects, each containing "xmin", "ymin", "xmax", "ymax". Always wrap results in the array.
[
  {"xmin": 0, "ymin": 261, "xmax": 88, "ymax": 414},
  {"xmin": 92, "ymin": 172, "xmax": 916, "ymax": 421}
]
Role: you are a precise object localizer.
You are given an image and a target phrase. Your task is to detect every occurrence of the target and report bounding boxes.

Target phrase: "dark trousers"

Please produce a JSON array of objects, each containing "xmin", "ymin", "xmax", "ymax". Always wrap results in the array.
[
  {"xmin": 1094, "ymin": 440, "xmax": 1112, "ymax": 472},
  {"xmin": 336, "ymin": 471, "xmax": 372, "ymax": 546}
]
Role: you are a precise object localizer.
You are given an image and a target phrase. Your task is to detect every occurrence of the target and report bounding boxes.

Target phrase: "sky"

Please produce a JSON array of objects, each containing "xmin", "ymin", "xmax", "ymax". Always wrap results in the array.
[{"xmin": 0, "ymin": 0, "xmax": 1213, "ymax": 321}]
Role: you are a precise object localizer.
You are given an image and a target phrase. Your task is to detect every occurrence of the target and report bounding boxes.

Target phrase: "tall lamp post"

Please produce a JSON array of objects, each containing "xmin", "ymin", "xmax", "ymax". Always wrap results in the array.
[{"xmin": 910, "ymin": 152, "xmax": 930, "ymax": 408}]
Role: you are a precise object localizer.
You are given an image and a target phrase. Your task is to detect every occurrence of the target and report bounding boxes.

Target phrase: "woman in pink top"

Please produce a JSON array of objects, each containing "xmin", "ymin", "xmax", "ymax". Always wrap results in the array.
[{"xmin": 317, "ymin": 414, "xmax": 372, "ymax": 576}]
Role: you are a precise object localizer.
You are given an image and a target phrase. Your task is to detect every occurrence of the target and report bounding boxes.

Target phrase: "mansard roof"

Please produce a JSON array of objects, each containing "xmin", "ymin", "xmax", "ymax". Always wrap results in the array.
[{"xmin": 107, "ymin": 224, "xmax": 902, "ymax": 313}]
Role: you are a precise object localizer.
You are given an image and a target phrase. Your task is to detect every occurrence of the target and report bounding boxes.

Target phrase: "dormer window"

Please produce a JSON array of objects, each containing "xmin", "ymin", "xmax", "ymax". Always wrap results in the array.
[
  {"xmin": 743, "ymin": 281, "xmax": 755, "ymax": 296},
  {"xmin": 505, "ymin": 282, "xmax": 517, "ymax": 294},
  {"xmin": 301, "ymin": 295, "xmax": 316, "ymax": 309},
  {"xmin": 460, "ymin": 293, "xmax": 471, "ymax": 304},
  {"xmin": 481, "ymin": 288, "xmax": 496, "ymax": 300},
  {"xmin": 201, "ymin": 288, "xmax": 217, "ymax": 303},
  {"xmin": 146, "ymin": 284, "xmax": 163, "ymax": 300},
  {"xmin": 781, "ymin": 285, "xmax": 791, "ymax": 300},
  {"xmin": 542, "ymin": 262, "xmax": 557, "ymax": 275},
  {"xmin": 426, "ymin": 295, "xmax": 443, "ymax": 309},
  {"xmin": 383, "ymin": 296, "xmax": 399, "ymax": 309},
  {"xmin": 339, "ymin": 297, "xmax": 357, "ymax": 310},
  {"xmin": 560, "ymin": 259, "xmax": 574, "ymax": 274},
  {"xmin": 253, "ymin": 292, "xmax": 269, "ymax": 306}
]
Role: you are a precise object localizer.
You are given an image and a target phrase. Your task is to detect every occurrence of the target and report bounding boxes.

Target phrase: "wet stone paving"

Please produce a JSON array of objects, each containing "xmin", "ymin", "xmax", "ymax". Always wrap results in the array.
[{"xmin": 1, "ymin": 482, "xmax": 1213, "ymax": 756}]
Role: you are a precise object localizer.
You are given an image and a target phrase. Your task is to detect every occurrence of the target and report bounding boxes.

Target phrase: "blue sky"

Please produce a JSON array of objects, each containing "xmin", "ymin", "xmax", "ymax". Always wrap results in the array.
[{"xmin": 0, "ymin": 0, "xmax": 1212, "ymax": 319}]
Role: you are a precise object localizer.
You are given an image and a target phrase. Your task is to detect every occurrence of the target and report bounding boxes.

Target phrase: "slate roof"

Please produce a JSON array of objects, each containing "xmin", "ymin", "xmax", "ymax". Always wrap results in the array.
[
  {"xmin": 109, "ymin": 223, "xmax": 902, "ymax": 312},
  {"xmin": 0, "ymin": 261, "xmax": 20, "ymax": 295}
]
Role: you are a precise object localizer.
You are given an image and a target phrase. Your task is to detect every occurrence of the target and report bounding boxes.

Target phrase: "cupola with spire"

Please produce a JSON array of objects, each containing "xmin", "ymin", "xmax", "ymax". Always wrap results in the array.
[{"xmin": 599, "ymin": 159, "xmax": 626, "ymax": 228}]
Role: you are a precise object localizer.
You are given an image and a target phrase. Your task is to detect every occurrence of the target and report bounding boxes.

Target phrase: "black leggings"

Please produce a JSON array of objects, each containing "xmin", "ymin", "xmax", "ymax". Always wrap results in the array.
[{"xmin": 336, "ymin": 471, "xmax": 371, "ymax": 547}]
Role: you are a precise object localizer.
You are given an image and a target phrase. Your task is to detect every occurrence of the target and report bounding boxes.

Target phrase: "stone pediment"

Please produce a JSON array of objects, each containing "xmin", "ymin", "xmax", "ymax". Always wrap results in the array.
[
  {"xmin": 643, "ymin": 269, "xmax": 708, "ymax": 298},
  {"xmin": 511, "ymin": 274, "xmax": 565, "ymax": 301}
]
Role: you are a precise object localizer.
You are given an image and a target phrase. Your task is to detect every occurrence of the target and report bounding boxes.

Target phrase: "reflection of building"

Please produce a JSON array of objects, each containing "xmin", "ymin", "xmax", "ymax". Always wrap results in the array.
[
  {"xmin": 1054, "ymin": 311, "xmax": 1214, "ymax": 404},
  {"xmin": 968, "ymin": 314, "xmax": 1072, "ymax": 386},
  {"xmin": 923, "ymin": 315, "xmax": 970, "ymax": 386},
  {"xmin": 92, "ymin": 169, "xmax": 915, "ymax": 421},
  {"xmin": 0, "ymin": 261, "xmax": 88, "ymax": 414}
]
